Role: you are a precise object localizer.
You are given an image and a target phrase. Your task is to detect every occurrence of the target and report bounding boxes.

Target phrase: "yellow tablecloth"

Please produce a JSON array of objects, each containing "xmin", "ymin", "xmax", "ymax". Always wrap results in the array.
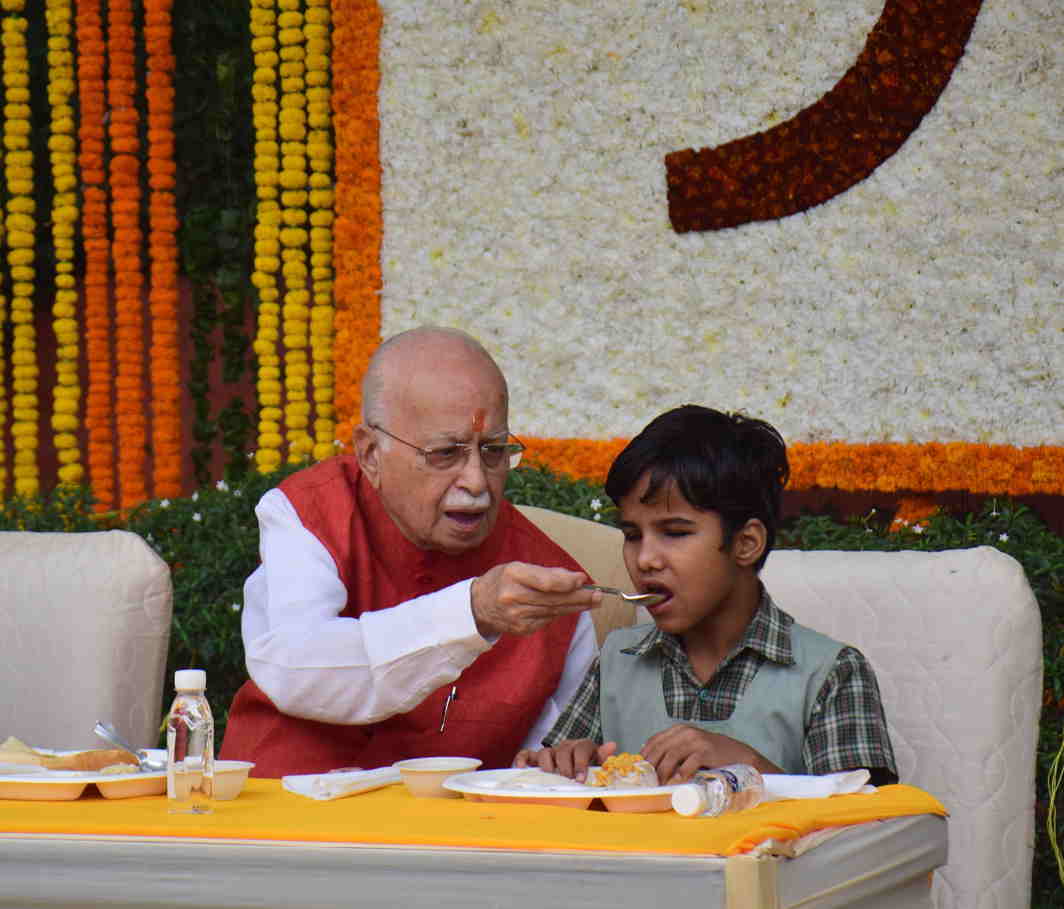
[{"xmin": 0, "ymin": 780, "xmax": 945, "ymax": 857}]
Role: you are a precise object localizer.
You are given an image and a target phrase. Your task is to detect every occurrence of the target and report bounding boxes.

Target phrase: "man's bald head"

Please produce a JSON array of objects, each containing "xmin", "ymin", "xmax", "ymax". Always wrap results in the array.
[
  {"xmin": 354, "ymin": 326, "xmax": 513, "ymax": 553},
  {"xmin": 361, "ymin": 326, "xmax": 508, "ymax": 428}
]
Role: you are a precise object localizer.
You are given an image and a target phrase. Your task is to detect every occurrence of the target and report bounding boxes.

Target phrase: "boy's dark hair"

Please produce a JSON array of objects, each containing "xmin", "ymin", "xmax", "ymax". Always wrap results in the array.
[{"xmin": 605, "ymin": 405, "xmax": 789, "ymax": 570}]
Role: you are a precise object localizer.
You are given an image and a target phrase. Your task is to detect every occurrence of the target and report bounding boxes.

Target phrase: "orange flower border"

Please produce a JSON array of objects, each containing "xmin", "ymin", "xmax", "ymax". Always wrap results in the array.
[
  {"xmin": 520, "ymin": 438, "xmax": 1064, "ymax": 496},
  {"xmin": 327, "ymin": 5, "xmax": 1063, "ymax": 498}
]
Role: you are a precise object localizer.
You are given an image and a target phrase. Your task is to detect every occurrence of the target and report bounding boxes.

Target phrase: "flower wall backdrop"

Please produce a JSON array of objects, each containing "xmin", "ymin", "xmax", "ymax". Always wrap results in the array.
[{"xmin": 333, "ymin": 0, "xmax": 1062, "ymax": 493}]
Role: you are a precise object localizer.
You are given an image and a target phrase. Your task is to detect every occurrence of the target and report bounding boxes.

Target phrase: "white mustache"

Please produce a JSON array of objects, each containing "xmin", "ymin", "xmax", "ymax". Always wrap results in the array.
[{"xmin": 444, "ymin": 489, "xmax": 491, "ymax": 511}]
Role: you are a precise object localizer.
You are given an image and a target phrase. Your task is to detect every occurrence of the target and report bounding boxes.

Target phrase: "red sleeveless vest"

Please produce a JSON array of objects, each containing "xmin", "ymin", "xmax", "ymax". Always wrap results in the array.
[{"xmin": 221, "ymin": 456, "xmax": 582, "ymax": 778}]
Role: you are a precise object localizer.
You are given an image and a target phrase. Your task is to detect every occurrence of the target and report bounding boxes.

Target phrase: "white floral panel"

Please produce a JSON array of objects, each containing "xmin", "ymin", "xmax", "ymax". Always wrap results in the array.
[{"xmin": 376, "ymin": 0, "xmax": 1062, "ymax": 446}]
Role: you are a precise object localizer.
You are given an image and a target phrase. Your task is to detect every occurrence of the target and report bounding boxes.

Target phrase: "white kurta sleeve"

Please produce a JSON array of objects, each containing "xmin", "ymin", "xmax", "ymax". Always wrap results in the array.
[{"xmin": 241, "ymin": 488, "xmax": 597, "ymax": 733}]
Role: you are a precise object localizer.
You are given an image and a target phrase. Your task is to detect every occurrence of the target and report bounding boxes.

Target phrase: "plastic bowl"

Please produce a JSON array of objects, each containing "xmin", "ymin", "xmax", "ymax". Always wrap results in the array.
[
  {"xmin": 393, "ymin": 757, "xmax": 482, "ymax": 798},
  {"xmin": 213, "ymin": 760, "xmax": 255, "ymax": 800}
]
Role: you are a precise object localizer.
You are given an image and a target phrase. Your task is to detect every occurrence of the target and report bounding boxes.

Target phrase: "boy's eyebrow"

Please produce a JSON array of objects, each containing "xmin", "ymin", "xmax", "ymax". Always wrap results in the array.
[{"xmin": 618, "ymin": 515, "xmax": 698, "ymax": 530}]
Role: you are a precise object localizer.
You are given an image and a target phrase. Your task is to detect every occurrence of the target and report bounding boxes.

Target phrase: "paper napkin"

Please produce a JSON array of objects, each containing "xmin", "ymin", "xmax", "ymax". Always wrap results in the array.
[
  {"xmin": 762, "ymin": 769, "xmax": 873, "ymax": 801},
  {"xmin": 282, "ymin": 766, "xmax": 401, "ymax": 801}
]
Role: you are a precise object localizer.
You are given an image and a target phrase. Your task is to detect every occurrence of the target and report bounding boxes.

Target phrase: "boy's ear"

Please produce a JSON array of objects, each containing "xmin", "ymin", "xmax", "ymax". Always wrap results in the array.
[
  {"xmin": 731, "ymin": 518, "xmax": 768, "ymax": 568},
  {"xmin": 354, "ymin": 424, "xmax": 382, "ymax": 488}
]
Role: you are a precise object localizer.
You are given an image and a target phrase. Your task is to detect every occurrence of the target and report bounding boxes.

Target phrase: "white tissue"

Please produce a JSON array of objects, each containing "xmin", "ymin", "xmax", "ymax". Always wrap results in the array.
[
  {"xmin": 282, "ymin": 766, "xmax": 401, "ymax": 801},
  {"xmin": 762, "ymin": 769, "xmax": 873, "ymax": 802}
]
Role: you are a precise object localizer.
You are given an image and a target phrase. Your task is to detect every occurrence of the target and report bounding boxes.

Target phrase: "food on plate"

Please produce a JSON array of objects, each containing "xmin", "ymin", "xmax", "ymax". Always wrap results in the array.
[
  {"xmin": 99, "ymin": 763, "xmax": 140, "ymax": 775},
  {"xmin": 506, "ymin": 768, "xmax": 588, "ymax": 789},
  {"xmin": 0, "ymin": 737, "xmax": 138, "ymax": 773},
  {"xmin": 590, "ymin": 753, "xmax": 659, "ymax": 788}
]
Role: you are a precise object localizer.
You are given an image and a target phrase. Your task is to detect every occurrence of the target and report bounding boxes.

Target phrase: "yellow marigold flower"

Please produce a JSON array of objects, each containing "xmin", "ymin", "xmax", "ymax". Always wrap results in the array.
[
  {"xmin": 58, "ymin": 464, "xmax": 84, "ymax": 484},
  {"xmin": 7, "ymin": 229, "xmax": 35, "ymax": 248},
  {"xmin": 256, "ymin": 451, "xmax": 283, "ymax": 473},
  {"xmin": 279, "ymin": 122, "xmax": 306, "ymax": 141},
  {"xmin": 52, "ymin": 414, "xmax": 79, "ymax": 432},
  {"xmin": 280, "ymin": 227, "xmax": 307, "ymax": 246},
  {"xmin": 279, "ymin": 170, "xmax": 307, "ymax": 190}
]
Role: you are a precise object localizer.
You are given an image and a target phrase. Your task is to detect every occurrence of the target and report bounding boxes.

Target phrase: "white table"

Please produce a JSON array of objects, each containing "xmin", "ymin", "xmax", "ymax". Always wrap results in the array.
[{"xmin": 0, "ymin": 814, "xmax": 946, "ymax": 909}]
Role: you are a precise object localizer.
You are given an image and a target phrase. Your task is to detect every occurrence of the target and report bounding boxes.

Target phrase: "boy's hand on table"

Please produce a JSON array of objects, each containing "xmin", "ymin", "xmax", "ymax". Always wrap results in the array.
[
  {"xmin": 512, "ymin": 739, "xmax": 617, "ymax": 783},
  {"xmin": 641, "ymin": 724, "xmax": 783, "ymax": 784}
]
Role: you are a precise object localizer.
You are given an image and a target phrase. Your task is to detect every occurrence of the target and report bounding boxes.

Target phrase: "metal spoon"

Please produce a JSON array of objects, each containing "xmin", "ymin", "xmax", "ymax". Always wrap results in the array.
[
  {"xmin": 93, "ymin": 721, "xmax": 166, "ymax": 772},
  {"xmin": 582, "ymin": 584, "xmax": 666, "ymax": 608}
]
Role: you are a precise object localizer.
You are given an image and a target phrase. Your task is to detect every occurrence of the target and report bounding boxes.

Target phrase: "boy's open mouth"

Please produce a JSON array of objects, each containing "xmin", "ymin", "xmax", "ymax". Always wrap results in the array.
[{"xmin": 642, "ymin": 583, "xmax": 672, "ymax": 611}]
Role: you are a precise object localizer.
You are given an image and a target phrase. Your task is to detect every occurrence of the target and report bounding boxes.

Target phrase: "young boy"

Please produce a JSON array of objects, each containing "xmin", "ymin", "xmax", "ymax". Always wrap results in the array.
[{"xmin": 514, "ymin": 405, "xmax": 897, "ymax": 786}]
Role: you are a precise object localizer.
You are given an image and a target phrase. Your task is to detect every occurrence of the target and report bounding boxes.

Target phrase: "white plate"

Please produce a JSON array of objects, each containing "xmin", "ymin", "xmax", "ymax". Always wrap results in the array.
[
  {"xmin": 0, "ymin": 767, "xmax": 167, "ymax": 801},
  {"xmin": 442, "ymin": 768, "xmax": 679, "ymax": 812}
]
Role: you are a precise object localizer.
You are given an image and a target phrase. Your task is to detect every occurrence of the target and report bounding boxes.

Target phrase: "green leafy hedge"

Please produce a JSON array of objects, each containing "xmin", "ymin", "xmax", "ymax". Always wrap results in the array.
[{"xmin": 2, "ymin": 465, "xmax": 1061, "ymax": 906}]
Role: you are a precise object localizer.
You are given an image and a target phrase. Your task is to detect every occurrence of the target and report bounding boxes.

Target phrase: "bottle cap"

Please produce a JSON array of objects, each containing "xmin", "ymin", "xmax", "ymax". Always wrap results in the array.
[
  {"xmin": 671, "ymin": 783, "xmax": 709, "ymax": 817},
  {"xmin": 174, "ymin": 669, "xmax": 207, "ymax": 692}
]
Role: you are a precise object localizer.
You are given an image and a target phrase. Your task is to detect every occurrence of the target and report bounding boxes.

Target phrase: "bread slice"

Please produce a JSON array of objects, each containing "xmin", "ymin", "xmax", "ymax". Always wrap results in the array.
[{"xmin": 0, "ymin": 738, "xmax": 138, "ymax": 772}]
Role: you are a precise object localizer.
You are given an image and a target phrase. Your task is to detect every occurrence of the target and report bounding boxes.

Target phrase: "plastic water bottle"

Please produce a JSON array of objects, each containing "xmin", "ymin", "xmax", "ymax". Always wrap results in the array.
[
  {"xmin": 671, "ymin": 764, "xmax": 765, "ymax": 817},
  {"xmin": 166, "ymin": 669, "xmax": 214, "ymax": 814}
]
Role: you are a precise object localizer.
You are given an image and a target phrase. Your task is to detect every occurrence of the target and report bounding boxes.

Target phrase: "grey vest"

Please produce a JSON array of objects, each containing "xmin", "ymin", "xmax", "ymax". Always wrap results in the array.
[{"xmin": 599, "ymin": 622, "xmax": 842, "ymax": 774}]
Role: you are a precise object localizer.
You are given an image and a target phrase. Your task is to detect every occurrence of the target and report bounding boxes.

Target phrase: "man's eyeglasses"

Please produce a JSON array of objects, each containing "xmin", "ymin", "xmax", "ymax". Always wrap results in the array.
[{"xmin": 370, "ymin": 424, "xmax": 525, "ymax": 471}]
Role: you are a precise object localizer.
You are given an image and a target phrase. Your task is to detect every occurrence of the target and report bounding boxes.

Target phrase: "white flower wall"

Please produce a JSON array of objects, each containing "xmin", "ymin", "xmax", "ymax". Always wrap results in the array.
[{"xmin": 375, "ymin": 0, "xmax": 1061, "ymax": 446}]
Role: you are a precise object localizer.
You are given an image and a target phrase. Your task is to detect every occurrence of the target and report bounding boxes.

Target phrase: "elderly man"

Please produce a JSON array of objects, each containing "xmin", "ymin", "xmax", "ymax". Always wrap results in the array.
[{"xmin": 220, "ymin": 327, "xmax": 601, "ymax": 777}]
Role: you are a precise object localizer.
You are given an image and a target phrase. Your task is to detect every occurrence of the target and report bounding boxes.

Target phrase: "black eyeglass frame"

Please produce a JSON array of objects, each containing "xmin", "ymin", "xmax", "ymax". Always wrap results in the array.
[{"xmin": 369, "ymin": 424, "xmax": 525, "ymax": 471}]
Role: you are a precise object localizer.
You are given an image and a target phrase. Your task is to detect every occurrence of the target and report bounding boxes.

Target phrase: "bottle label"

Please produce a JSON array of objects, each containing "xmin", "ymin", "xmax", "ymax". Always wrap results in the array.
[{"xmin": 715, "ymin": 768, "xmax": 741, "ymax": 794}]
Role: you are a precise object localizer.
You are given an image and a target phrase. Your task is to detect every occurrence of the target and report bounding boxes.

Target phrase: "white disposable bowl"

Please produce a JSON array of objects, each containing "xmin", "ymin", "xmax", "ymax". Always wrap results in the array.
[
  {"xmin": 393, "ymin": 757, "xmax": 482, "ymax": 798},
  {"xmin": 212, "ymin": 760, "xmax": 255, "ymax": 800}
]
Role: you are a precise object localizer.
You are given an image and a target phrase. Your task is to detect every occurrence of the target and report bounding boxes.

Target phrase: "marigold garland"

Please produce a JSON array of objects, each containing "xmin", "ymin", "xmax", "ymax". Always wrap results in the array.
[
  {"xmin": 144, "ymin": 0, "xmax": 181, "ymax": 497},
  {"xmin": 45, "ymin": 0, "xmax": 83, "ymax": 487},
  {"xmin": 76, "ymin": 0, "xmax": 113, "ymax": 510},
  {"xmin": 107, "ymin": 0, "xmax": 147, "ymax": 507},
  {"xmin": 277, "ymin": 0, "xmax": 313, "ymax": 463},
  {"xmin": 2, "ymin": 0, "xmax": 39, "ymax": 497},
  {"xmin": 330, "ymin": 0, "xmax": 381, "ymax": 446},
  {"xmin": 305, "ymin": 0, "xmax": 335, "ymax": 463},
  {"xmin": 0, "ymin": 138, "xmax": 6, "ymax": 496},
  {"xmin": 250, "ymin": 0, "xmax": 284, "ymax": 473},
  {"xmin": 666, "ymin": 0, "xmax": 984, "ymax": 232}
]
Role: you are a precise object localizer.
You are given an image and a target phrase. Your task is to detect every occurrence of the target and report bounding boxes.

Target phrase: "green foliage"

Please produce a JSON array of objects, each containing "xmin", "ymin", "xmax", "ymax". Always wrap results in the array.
[
  {"xmin": 506, "ymin": 461, "xmax": 618, "ymax": 524},
  {"xmin": 0, "ymin": 485, "xmax": 99, "ymax": 532},
  {"xmin": 2, "ymin": 470, "xmax": 1061, "ymax": 904},
  {"xmin": 173, "ymin": 0, "xmax": 257, "ymax": 478}
]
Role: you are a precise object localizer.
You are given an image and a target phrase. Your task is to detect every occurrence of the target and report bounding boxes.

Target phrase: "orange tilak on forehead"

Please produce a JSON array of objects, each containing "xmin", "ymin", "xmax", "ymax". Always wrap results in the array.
[{"xmin": 471, "ymin": 409, "xmax": 486, "ymax": 433}]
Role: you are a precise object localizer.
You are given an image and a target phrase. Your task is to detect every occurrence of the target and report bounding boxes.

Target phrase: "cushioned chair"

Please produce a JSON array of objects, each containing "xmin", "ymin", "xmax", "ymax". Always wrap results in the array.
[
  {"xmin": 0, "ymin": 529, "xmax": 173, "ymax": 751},
  {"xmin": 518, "ymin": 505, "xmax": 1043, "ymax": 909}
]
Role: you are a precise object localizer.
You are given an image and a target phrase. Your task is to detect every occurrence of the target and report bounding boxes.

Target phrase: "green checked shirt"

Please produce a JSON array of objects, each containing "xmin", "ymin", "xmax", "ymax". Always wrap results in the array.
[{"xmin": 543, "ymin": 591, "xmax": 898, "ymax": 784}]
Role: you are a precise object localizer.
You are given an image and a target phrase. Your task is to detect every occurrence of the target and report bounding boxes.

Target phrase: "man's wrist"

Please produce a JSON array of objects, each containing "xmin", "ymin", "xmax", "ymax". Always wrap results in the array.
[{"xmin": 469, "ymin": 575, "xmax": 498, "ymax": 642}]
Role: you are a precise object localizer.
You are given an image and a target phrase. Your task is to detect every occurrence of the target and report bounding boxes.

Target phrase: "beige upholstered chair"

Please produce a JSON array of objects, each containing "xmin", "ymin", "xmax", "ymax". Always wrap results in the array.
[
  {"xmin": 0, "ymin": 529, "xmax": 173, "ymax": 751},
  {"xmin": 519, "ymin": 505, "xmax": 1043, "ymax": 909}
]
